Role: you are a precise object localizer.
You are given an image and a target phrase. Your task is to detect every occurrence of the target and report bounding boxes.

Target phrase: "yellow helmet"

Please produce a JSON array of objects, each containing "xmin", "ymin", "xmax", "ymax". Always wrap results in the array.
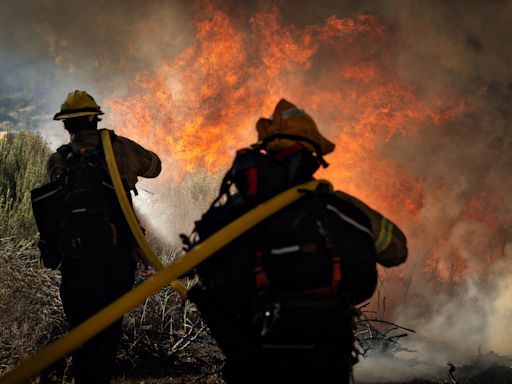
[{"xmin": 53, "ymin": 90, "xmax": 104, "ymax": 121}]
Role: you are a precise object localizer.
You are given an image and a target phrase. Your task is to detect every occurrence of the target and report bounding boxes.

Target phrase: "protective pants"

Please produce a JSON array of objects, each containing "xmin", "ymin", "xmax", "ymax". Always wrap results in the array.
[
  {"xmin": 220, "ymin": 303, "xmax": 355, "ymax": 384},
  {"xmin": 223, "ymin": 348, "xmax": 353, "ymax": 384},
  {"xmin": 60, "ymin": 246, "xmax": 136, "ymax": 384}
]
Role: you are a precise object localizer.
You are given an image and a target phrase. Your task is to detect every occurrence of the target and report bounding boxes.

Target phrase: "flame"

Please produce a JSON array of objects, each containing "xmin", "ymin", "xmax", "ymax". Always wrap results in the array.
[
  {"xmin": 107, "ymin": 6, "xmax": 462, "ymax": 186},
  {"xmin": 104, "ymin": 3, "xmax": 503, "ymax": 295}
]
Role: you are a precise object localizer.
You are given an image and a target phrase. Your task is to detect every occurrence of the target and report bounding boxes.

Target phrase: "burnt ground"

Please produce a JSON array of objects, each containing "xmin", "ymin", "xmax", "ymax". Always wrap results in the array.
[
  {"xmin": 109, "ymin": 348, "xmax": 512, "ymax": 384},
  {"xmin": 11, "ymin": 314, "xmax": 512, "ymax": 384},
  {"xmin": 111, "ymin": 331, "xmax": 225, "ymax": 384},
  {"xmin": 35, "ymin": 334, "xmax": 512, "ymax": 384},
  {"xmin": 110, "ymin": 353, "xmax": 512, "ymax": 384},
  {"xmin": 33, "ymin": 328, "xmax": 226, "ymax": 384}
]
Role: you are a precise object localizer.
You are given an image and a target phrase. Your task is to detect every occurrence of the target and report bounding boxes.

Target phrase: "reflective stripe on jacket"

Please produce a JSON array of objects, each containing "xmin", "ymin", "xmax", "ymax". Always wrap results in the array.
[{"xmin": 332, "ymin": 190, "xmax": 407, "ymax": 267}]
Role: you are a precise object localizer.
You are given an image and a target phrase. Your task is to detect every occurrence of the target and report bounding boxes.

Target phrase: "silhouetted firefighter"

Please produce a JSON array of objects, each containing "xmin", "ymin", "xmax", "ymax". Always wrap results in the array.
[
  {"xmin": 31, "ymin": 90, "xmax": 161, "ymax": 384},
  {"xmin": 184, "ymin": 99, "xmax": 408, "ymax": 383}
]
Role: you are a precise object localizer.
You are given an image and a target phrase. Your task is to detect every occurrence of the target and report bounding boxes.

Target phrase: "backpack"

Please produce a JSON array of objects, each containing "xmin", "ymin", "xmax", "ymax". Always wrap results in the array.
[
  {"xmin": 31, "ymin": 134, "xmax": 131, "ymax": 268},
  {"xmin": 185, "ymin": 137, "xmax": 377, "ymax": 363}
]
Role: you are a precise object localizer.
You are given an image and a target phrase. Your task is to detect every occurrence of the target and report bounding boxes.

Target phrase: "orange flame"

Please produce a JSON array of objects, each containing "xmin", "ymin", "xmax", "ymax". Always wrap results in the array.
[
  {"xmin": 105, "ymin": 3, "xmax": 494, "ymax": 293},
  {"xmin": 107, "ymin": 6, "xmax": 463, "ymax": 189}
]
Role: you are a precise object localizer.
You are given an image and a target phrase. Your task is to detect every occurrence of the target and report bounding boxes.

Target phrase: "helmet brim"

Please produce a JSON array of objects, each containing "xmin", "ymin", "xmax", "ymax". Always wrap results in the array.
[
  {"xmin": 53, "ymin": 110, "xmax": 104, "ymax": 121},
  {"xmin": 256, "ymin": 115, "xmax": 335, "ymax": 156}
]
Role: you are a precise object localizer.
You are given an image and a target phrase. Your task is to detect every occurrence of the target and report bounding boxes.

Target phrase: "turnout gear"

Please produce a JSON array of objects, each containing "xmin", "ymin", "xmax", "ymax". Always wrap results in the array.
[
  {"xmin": 59, "ymin": 244, "xmax": 136, "ymax": 384},
  {"xmin": 31, "ymin": 90, "xmax": 162, "ymax": 384},
  {"xmin": 185, "ymin": 144, "xmax": 376, "ymax": 383},
  {"xmin": 53, "ymin": 90, "xmax": 104, "ymax": 121},
  {"xmin": 333, "ymin": 189, "xmax": 407, "ymax": 267},
  {"xmin": 184, "ymin": 100, "xmax": 407, "ymax": 384},
  {"xmin": 31, "ymin": 130, "xmax": 132, "ymax": 268},
  {"xmin": 47, "ymin": 129, "xmax": 161, "ymax": 190}
]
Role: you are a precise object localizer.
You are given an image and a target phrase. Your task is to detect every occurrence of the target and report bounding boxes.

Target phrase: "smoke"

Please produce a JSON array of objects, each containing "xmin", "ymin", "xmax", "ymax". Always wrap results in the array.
[
  {"xmin": 2, "ymin": 0, "xmax": 512, "ymax": 380},
  {"xmin": 134, "ymin": 169, "xmax": 224, "ymax": 249},
  {"xmin": 352, "ymin": 1, "xmax": 512, "ymax": 378},
  {"xmin": 486, "ymin": 244, "xmax": 512, "ymax": 353},
  {"xmin": 354, "ymin": 243, "xmax": 512, "ymax": 382},
  {"xmin": 0, "ymin": 0, "xmax": 194, "ymax": 146},
  {"xmin": 359, "ymin": 2, "xmax": 511, "ymax": 380}
]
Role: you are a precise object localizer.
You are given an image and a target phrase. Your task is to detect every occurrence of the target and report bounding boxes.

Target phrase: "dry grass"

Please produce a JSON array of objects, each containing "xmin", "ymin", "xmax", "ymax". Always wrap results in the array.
[
  {"xmin": 0, "ymin": 239, "xmax": 66, "ymax": 375},
  {"xmin": 0, "ymin": 130, "xmax": 65, "ymax": 375},
  {"xmin": 0, "ymin": 236, "xmax": 220, "ymax": 383},
  {"xmin": 0, "ymin": 130, "xmax": 51, "ymax": 241}
]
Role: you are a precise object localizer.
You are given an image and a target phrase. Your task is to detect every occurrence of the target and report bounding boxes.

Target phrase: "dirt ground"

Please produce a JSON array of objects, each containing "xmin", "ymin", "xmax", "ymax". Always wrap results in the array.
[
  {"xmin": 111, "ymin": 342, "xmax": 512, "ymax": 384},
  {"xmin": 112, "ymin": 350, "xmax": 512, "ymax": 384},
  {"xmin": 111, "ymin": 343, "xmax": 225, "ymax": 384},
  {"xmin": 18, "ymin": 330, "xmax": 512, "ymax": 384}
]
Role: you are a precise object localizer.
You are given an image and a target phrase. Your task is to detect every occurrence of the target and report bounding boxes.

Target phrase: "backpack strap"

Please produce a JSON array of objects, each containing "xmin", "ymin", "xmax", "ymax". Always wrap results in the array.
[
  {"xmin": 230, "ymin": 138, "xmax": 326, "ymax": 204},
  {"xmin": 303, "ymin": 188, "xmax": 344, "ymax": 295},
  {"xmin": 55, "ymin": 144, "xmax": 90, "ymax": 178},
  {"xmin": 254, "ymin": 250, "xmax": 270, "ymax": 296},
  {"xmin": 252, "ymin": 186, "xmax": 344, "ymax": 298},
  {"xmin": 56, "ymin": 144, "xmax": 76, "ymax": 161}
]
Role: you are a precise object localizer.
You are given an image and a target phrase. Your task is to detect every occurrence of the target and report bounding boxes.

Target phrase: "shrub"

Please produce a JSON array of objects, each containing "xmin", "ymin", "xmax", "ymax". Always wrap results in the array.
[
  {"xmin": 0, "ymin": 238, "xmax": 65, "ymax": 375},
  {"xmin": 0, "ymin": 130, "xmax": 51, "ymax": 242}
]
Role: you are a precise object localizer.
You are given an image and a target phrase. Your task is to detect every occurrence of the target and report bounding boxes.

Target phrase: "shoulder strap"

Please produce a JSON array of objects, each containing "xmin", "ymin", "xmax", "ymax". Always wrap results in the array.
[{"xmin": 56, "ymin": 144, "xmax": 75, "ymax": 161}]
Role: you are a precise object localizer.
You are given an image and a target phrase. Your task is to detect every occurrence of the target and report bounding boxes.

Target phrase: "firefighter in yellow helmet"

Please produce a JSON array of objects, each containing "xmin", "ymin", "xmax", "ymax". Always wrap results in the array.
[
  {"xmin": 50, "ymin": 90, "xmax": 161, "ymax": 187},
  {"xmin": 186, "ymin": 99, "xmax": 407, "ymax": 384},
  {"xmin": 44, "ymin": 90, "xmax": 161, "ymax": 384}
]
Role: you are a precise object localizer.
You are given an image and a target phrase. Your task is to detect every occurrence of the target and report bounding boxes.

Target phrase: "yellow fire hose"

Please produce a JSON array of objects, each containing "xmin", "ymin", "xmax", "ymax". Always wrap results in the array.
[
  {"xmin": 0, "ymin": 178, "xmax": 329, "ymax": 384},
  {"xmin": 100, "ymin": 130, "xmax": 188, "ymax": 299}
]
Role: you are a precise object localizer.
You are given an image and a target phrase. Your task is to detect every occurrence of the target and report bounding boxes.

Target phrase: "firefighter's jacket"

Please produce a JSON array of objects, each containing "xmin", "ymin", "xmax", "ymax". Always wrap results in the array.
[
  {"xmin": 333, "ymin": 190, "xmax": 407, "ymax": 268},
  {"xmin": 47, "ymin": 129, "xmax": 161, "ymax": 188}
]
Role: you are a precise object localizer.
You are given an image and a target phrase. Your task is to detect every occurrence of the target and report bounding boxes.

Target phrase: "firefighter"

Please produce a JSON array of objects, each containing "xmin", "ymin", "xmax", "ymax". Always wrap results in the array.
[
  {"xmin": 253, "ymin": 100, "xmax": 407, "ymax": 383},
  {"xmin": 47, "ymin": 90, "xmax": 161, "ymax": 384},
  {"xmin": 255, "ymin": 99, "xmax": 408, "ymax": 271},
  {"xmin": 187, "ymin": 99, "xmax": 407, "ymax": 383}
]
